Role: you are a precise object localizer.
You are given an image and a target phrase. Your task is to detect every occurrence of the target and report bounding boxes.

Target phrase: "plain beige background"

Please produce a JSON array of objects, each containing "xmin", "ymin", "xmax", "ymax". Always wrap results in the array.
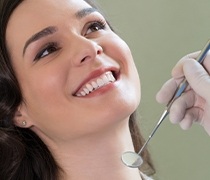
[{"xmin": 96, "ymin": 0, "xmax": 210, "ymax": 179}]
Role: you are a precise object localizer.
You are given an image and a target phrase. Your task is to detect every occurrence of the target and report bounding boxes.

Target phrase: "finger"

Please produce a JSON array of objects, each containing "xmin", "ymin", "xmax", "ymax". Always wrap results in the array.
[
  {"xmin": 169, "ymin": 90, "xmax": 195, "ymax": 124},
  {"xmin": 179, "ymin": 107, "xmax": 203, "ymax": 130},
  {"xmin": 202, "ymin": 50, "xmax": 210, "ymax": 74},
  {"xmin": 172, "ymin": 50, "xmax": 210, "ymax": 78},
  {"xmin": 156, "ymin": 77, "xmax": 190, "ymax": 104},
  {"xmin": 183, "ymin": 60, "xmax": 210, "ymax": 103},
  {"xmin": 156, "ymin": 79, "xmax": 177, "ymax": 104},
  {"xmin": 156, "ymin": 51, "xmax": 202, "ymax": 104},
  {"xmin": 172, "ymin": 51, "xmax": 201, "ymax": 78},
  {"xmin": 179, "ymin": 115, "xmax": 193, "ymax": 130}
]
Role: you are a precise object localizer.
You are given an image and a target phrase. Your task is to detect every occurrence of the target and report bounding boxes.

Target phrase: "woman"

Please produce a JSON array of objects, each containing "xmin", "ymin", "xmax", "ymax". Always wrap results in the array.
[{"xmin": 0, "ymin": 0, "xmax": 154, "ymax": 179}]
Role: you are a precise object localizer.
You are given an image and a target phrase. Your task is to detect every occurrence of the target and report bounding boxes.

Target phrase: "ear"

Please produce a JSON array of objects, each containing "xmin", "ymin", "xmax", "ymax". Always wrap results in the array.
[{"xmin": 13, "ymin": 103, "xmax": 33, "ymax": 128}]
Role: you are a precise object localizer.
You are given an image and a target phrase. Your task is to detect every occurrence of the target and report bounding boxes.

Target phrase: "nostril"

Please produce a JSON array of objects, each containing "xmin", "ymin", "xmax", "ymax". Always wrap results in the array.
[
  {"xmin": 81, "ymin": 57, "xmax": 86, "ymax": 63},
  {"xmin": 97, "ymin": 50, "xmax": 101, "ymax": 55},
  {"xmin": 78, "ymin": 44, "xmax": 103, "ymax": 65},
  {"xmin": 97, "ymin": 46, "xmax": 103, "ymax": 55}
]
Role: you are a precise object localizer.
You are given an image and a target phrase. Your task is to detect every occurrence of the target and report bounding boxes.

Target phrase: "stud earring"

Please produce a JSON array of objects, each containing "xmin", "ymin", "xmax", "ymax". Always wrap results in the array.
[{"xmin": 22, "ymin": 121, "xmax": 27, "ymax": 126}]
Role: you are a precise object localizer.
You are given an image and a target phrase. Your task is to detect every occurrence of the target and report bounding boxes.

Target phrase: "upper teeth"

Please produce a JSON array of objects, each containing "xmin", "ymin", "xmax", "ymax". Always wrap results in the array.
[{"xmin": 76, "ymin": 71, "xmax": 116, "ymax": 97}]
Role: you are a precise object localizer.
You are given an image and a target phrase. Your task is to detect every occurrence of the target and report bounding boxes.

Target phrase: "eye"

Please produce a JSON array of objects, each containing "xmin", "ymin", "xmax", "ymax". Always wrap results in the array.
[
  {"xmin": 85, "ymin": 19, "xmax": 107, "ymax": 35},
  {"xmin": 34, "ymin": 42, "xmax": 61, "ymax": 61}
]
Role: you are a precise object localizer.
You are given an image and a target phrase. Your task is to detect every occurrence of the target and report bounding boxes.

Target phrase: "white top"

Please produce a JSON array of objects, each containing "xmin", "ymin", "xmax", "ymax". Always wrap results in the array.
[{"xmin": 140, "ymin": 171, "xmax": 154, "ymax": 180}]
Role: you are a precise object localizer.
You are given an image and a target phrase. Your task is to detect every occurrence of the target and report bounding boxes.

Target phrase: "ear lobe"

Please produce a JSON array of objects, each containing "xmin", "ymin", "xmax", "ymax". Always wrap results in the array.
[{"xmin": 13, "ymin": 104, "xmax": 33, "ymax": 128}]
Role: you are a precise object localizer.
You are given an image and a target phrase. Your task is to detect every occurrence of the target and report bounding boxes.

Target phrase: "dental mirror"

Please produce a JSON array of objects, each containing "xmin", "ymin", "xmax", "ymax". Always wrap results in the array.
[
  {"xmin": 122, "ymin": 109, "xmax": 168, "ymax": 168},
  {"xmin": 121, "ymin": 151, "xmax": 143, "ymax": 168}
]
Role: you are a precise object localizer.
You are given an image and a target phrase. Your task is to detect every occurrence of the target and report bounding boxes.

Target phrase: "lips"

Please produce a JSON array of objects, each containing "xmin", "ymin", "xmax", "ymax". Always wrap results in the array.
[{"xmin": 74, "ymin": 71, "xmax": 117, "ymax": 97}]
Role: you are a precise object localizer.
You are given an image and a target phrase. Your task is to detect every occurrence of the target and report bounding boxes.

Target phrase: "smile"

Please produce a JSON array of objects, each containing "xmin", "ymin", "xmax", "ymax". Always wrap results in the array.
[{"xmin": 75, "ymin": 71, "xmax": 116, "ymax": 97}]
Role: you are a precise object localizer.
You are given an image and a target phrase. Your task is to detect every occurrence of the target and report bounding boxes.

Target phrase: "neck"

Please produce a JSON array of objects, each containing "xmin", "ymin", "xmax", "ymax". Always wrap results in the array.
[{"xmin": 49, "ymin": 120, "xmax": 142, "ymax": 180}]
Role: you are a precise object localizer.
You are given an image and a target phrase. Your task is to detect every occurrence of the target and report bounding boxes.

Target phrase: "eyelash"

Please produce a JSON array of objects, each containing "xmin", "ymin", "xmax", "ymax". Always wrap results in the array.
[
  {"xmin": 34, "ymin": 19, "xmax": 107, "ymax": 61},
  {"xmin": 34, "ymin": 42, "xmax": 61, "ymax": 61},
  {"xmin": 85, "ymin": 19, "xmax": 107, "ymax": 35}
]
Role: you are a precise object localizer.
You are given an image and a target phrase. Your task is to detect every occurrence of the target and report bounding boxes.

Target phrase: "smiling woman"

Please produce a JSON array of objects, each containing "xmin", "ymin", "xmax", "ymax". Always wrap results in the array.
[{"xmin": 0, "ymin": 0, "xmax": 154, "ymax": 180}]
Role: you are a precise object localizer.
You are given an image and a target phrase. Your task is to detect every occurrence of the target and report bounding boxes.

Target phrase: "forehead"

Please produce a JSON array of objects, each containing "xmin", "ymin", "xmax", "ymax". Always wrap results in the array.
[
  {"xmin": 6, "ymin": 0, "xmax": 93, "ymax": 56},
  {"xmin": 10, "ymin": 0, "xmax": 92, "ymax": 20},
  {"xmin": 7, "ymin": 0, "xmax": 92, "ymax": 28},
  {"xmin": 17, "ymin": 0, "xmax": 91, "ymax": 13}
]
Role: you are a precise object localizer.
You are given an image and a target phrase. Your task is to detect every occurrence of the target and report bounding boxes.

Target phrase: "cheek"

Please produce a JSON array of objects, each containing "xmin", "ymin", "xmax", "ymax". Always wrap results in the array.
[
  {"xmin": 104, "ymin": 33, "xmax": 140, "ymax": 79},
  {"xmin": 103, "ymin": 34, "xmax": 141, "ymax": 105},
  {"xmin": 102, "ymin": 33, "xmax": 138, "ymax": 78},
  {"xmin": 103, "ymin": 34, "xmax": 132, "ymax": 61},
  {"xmin": 19, "ymin": 68, "xmax": 74, "ymax": 136},
  {"xmin": 19, "ymin": 64, "xmax": 68, "ymax": 114}
]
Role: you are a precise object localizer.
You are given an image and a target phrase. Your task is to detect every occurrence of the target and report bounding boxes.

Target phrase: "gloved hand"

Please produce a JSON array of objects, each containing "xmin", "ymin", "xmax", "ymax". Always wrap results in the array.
[{"xmin": 156, "ymin": 51, "xmax": 210, "ymax": 135}]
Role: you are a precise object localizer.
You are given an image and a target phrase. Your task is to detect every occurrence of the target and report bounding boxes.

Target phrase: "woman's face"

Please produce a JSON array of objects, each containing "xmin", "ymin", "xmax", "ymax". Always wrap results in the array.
[{"xmin": 6, "ymin": 0, "xmax": 140, "ymax": 142}]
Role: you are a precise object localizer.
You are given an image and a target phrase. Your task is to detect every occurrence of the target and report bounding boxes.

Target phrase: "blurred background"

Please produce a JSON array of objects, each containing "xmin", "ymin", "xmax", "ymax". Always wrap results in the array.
[{"xmin": 96, "ymin": 0, "xmax": 210, "ymax": 179}]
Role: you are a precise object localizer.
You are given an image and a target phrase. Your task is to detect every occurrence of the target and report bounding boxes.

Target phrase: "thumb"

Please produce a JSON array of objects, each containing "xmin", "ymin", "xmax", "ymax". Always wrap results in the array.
[{"xmin": 183, "ymin": 60, "xmax": 210, "ymax": 102}]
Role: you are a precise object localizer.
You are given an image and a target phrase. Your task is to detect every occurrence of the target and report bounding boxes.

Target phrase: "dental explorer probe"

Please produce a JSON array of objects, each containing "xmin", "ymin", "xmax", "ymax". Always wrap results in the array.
[{"xmin": 121, "ymin": 40, "xmax": 210, "ymax": 168}]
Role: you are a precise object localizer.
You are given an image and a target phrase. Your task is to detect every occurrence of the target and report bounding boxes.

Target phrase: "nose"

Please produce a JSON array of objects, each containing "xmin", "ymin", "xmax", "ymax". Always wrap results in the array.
[{"xmin": 72, "ymin": 36, "xmax": 103, "ymax": 66}]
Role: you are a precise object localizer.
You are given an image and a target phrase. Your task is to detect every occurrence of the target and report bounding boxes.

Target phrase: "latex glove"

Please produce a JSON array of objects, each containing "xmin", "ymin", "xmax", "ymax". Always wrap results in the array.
[{"xmin": 156, "ymin": 51, "xmax": 210, "ymax": 135}]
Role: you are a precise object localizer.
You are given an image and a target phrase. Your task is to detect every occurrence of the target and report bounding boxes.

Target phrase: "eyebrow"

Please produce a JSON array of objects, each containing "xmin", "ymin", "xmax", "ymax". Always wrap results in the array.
[
  {"xmin": 23, "ymin": 8, "xmax": 97, "ymax": 56},
  {"xmin": 75, "ymin": 7, "xmax": 97, "ymax": 19},
  {"xmin": 23, "ymin": 26, "xmax": 58, "ymax": 56}
]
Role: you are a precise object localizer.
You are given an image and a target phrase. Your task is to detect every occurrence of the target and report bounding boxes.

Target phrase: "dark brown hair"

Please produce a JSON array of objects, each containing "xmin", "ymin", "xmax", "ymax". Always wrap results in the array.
[{"xmin": 0, "ymin": 0, "xmax": 154, "ymax": 179}]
